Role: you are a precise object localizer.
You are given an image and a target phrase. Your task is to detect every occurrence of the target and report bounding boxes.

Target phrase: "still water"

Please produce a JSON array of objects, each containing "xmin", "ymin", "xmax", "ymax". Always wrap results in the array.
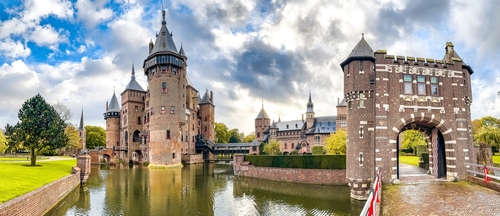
[{"xmin": 47, "ymin": 163, "xmax": 363, "ymax": 215}]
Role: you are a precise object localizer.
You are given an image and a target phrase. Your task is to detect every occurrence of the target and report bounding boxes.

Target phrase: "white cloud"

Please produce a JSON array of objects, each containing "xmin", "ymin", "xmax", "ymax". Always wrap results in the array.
[
  {"xmin": 0, "ymin": 38, "xmax": 31, "ymax": 58},
  {"xmin": 76, "ymin": 0, "xmax": 114, "ymax": 29},
  {"xmin": 26, "ymin": 24, "xmax": 67, "ymax": 46},
  {"xmin": 21, "ymin": 0, "xmax": 74, "ymax": 22}
]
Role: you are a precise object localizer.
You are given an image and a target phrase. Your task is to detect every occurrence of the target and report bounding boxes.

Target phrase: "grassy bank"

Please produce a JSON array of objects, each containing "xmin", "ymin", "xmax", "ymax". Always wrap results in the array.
[
  {"xmin": 0, "ymin": 159, "xmax": 76, "ymax": 203},
  {"xmin": 399, "ymin": 156, "xmax": 419, "ymax": 166}
]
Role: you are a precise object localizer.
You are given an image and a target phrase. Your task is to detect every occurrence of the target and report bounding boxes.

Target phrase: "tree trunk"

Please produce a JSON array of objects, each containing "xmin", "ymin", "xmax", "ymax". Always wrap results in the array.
[{"xmin": 31, "ymin": 147, "xmax": 36, "ymax": 166}]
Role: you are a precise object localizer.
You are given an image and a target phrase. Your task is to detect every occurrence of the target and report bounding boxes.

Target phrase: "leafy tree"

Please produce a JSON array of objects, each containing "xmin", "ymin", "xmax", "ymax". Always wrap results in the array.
[
  {"xmin": 214, "ymin": 122, "xmax": 230, "ymax": 143},
  {"xmin": 480, "ymin": 116, "xmax": 500, "ymax": 127},
  {"xmin": 0, "ymin": 129, "xmax": 7, "ymax": 153},
  {"xmin": 242, "ymin": 132, "xmax": 256, "ymax": 142},
  {"xmin": 65, "ymin": 125, "xmax": 81, "ymax": 149},
  {"xmin": 401, "ymin": 130, "xmax": 427, "ymax": 154},
  {"xmin": 263, "ymin": 139, "xmax": 281, "ymax": 155},
  {"xmin": 324, "ymin": 129, "xmax": 347, "ymax": 154},
  {"xmin": 4, "ymin": 123, "xmax": 23, "ymax": 153},
  {"xmin": 85, "ymin": 125, "xmax": 106, "ymax": 149},
  {"xmin": 474, "ymin": 125, "xmax": 500, "ymax": 151},
  {"xmin": 471, "ymin": 119, "xmax": 483, "ymax": 137},
  {"xmin": 16, "ymin": 94, "xmax": 68, "ymax": 165},
  {"xmin": 228, "ymin": 129, "xmax": 242, "ymax": 143},
  {"xmin": 312, "ymin": 145, "xmax": 324, "ymax": 155},
  {"xmin": 52, "ymin": 102, "xmax": 73, "ymax": 123}
]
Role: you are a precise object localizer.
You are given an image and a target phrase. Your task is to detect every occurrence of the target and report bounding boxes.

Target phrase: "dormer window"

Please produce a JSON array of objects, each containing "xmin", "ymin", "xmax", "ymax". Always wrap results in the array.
[{"xmin": 286, "ymin": 124, "xmax": 289, "ymax": 129}]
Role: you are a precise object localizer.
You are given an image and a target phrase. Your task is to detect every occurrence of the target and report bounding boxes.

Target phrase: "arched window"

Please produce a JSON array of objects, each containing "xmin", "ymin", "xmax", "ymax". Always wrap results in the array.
[
  {"xmin": 124, "ymin": 131, "xmax": 129, "ymax": 146},
  {"xmin": 133, "ymin": 130, "xmax": 140, "ymax": 142}
]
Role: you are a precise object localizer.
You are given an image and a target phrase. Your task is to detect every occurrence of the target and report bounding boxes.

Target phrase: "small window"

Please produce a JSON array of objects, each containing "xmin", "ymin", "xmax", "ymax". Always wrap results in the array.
[
  {"xmin": 403, "ymin": 74, "xmax": 413, "ymax": 94},
  {"xmin": 161, "ymin": 106, "xmax": 165, "ymax": 114},
  {"xmin": 151, "ymin": 108, "xmax": 154, "ymax": 115},
  {"xmin": 257, "ymin": 132, "xmax": 260, "ymax": 138},
  {"xmin": 172, "ymin": 153, "xmax": 176, "ymax": 159},
  {"xmin": 285, "ymin": 143, "xmax": 288, "ymax": 149},
  {"xmin": 135, "ymin": 106, "xmax": 138, "ymax": 112},
  {"xmin": 204, "ymin": 126, "xmax": 207, "ymax": 132},
  {"xmin": 359, "ymin": 126, "xmax": 364, "ymax": 138},
  {"xmin": 359, "ymin": 92, "xmax": 365, "ymax": 108},
  {"xmin": 360, "ymin": 61, "xmax": 363, "ymax": 72},
  {"xmin": 166, "ymin": 130, "xmax": 171, "ymax": 139},
  {"xmin": 291, "ymin": 143, "xmax": 294, "ymax": 149},
  {"xmin": 431, "ymin": 77, "xmax": 439, "ymax": 95},
  {"xmin": 162, "ymin": 82, "xmax": 167, "ymax": 93},
  {"xmin": 314, "ymin": 135, "xmax": 320, "ymax": 143},
  {"xmin": 138, "ymin": 117, "xmax": 141, "ymax": 124},
  {"xmin": 170, "ymin": 106, "xmax": 175, "ymax": 114},
  {"xmin": 417, "ymin": 75, "xmax": 425, "ymax": 95},
  {"xmin": 359, "ymin": 152, "xmax": 363, "ymax": 166}
]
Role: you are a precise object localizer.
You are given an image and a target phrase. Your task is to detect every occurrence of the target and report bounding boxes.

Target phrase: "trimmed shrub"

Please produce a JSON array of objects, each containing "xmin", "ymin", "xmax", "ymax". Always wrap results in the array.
[
  {"xmin": 244, "ymin": 154, "xmax": 346, "ymax": 169},
  {"xmin": 290, "ymin": 150, "xmax": 298, "ymax": 155},
  {"xmin": 312, "ymin": 146, "xmax": 325, "ymax": 155},
  {"xmin": 416, "ymin": 145, "xmax": 428, "ymax": 157}
]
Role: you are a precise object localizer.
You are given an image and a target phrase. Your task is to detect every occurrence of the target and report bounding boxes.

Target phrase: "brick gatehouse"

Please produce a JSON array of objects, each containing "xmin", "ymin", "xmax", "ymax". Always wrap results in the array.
[{"xmin": 341, "ymin": 34, "xmax": 475, "ymax": 200}]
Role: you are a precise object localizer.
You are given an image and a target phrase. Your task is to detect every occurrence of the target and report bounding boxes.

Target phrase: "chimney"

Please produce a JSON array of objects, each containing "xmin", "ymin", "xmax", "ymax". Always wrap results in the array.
[
  {"xmin": 337, "ymin": 98, "xmax": 340, "ymax": 105},
  {"xmin": 210, "ymin": 91, "xmax": 213, "ymax": 104},
  {"xmin": 106, "ymin": 101, "xmax": 109, "ymax": 111},
  {"xmin": 302, "ymin": 114, "xmax": 304, "ymax": 121}
]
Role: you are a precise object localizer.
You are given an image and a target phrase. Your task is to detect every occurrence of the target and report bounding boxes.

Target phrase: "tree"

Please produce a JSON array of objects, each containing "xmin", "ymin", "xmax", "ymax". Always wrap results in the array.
[
  {"xmin": 471, "ymin": 119, "xmax": 483, "ymax": 137},
  {"xmin": 4, "ymin": 123, "xmax": 23, "ymax": 153},
  {"xmin": 401, "ymin": 130, "xmax": 427, "ymax": 154},
  {"xmin": 17, "ymin": 94, "xmax": 68, "ymax": 165},
  {"xmin": 324, "ymin": 129, "xmax": 347, "ymax": 154},
  {"xmin": 52, "ymin": 102, "xmax": 73, "ymax": 123},
  {"xmin": 65, "ymin": 125, "xmax": 81, "ymax": 149},
  {"xmin": 85, "ymin": 126, "xmax": 106, "ymax": 149},
  {"xmin": 228, "ymin": 129, "xmax": 242, "ymax": 143},
  {"xmin": 0, "ymin": 129, "xmax": 7, "ymax": 153},
  {"xmin": 242, "ymin": 132, "xmax": 256, "ymax": 142},
  {"xmin": 474, "ymin": 125, "xmax": 500, "ymax": 151},
  {"xmin": 263, "ymin": 139, "xmax": 281, "ymax": 155},
  {"xmin": 214, "ymin": 122, "xmax": 230, "ymax": 143}
]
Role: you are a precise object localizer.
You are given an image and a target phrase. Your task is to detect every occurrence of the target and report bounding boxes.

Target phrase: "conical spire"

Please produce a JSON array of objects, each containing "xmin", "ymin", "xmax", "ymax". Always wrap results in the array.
[
  {"xmin": 149, "ymin": 8, "xmax": 178, "ymax": 54},
  {"xmin": 179, "ymin": 43, "xmax": 186, "ymax": 57},
  {"xmin": 107, "ymin": 91, "xmax": 121, "ymax": 112},
  {"xmin": 124, "ymin": 63, "xmax": 145, "ymax": 92},
  {"xmin": 307, "ymin": 91, "xmax": 314, "ymax": 113},
  {"xmin": 255, "ymin": 100, "xmax": 270, "ymax": 120},
  {"xmin": 79, "ymin": 108, "xmax": 84, "ymax": 130},
  {"xmin": 340, "ymin": 33, "xmax": 375, "ymax": 68}
]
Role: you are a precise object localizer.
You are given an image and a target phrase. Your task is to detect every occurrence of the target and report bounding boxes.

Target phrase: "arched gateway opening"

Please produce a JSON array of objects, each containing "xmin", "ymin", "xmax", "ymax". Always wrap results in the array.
[{"xmin": 396, "ymin": 120, "xmax": 448, "ymax": 179}]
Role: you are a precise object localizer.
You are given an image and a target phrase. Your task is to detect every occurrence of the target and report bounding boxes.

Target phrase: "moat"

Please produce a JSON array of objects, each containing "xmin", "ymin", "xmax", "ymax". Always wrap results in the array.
[{"xmin": 48, "ymin": 163, "xmax": 363, "ymax": 215}]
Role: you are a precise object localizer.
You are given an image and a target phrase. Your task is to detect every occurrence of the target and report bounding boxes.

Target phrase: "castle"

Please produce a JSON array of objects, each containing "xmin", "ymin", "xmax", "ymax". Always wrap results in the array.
[
  {"xmin": 342, "ymin": 34, "xmax": 474, "ymax": 199},
  {"xmin": 255, "ymin": 92, "xmax": 347, "ymax": 154},
  {"xmin": 103, "ymin": 9, "xmax": 215, "ymax": 167}
]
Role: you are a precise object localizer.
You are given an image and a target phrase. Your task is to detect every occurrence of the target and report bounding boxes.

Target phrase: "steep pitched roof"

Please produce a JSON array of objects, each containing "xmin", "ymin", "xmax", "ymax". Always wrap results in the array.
[
  {"xmin": 307, "ymin": 91, "xmax": 314, "ymax": 113},
  {"xmin": 338, "ymin": 98, "xmax": 346, "ymax": 106},
  {"xmin": 274, "ymin": 120, "xmax": 305, "ymax": 131},
  {"xmin": 149, "ymin": 9, "xmax": 178, "ymax": 55},
  {"xmin": 186, "ymin": 75, "xmax": 194, "ymax": 88},
  {"xmin": 340, "ymin": 34, "xmax": 375, "ymax": 68},
  {"xmin": 107, "ymin": 92, "xmax": 121, "ymax": 113},
  {"xmin": 255, "ymin": 107, "xmax": 270, "ymax": 119},
  {"xmin": 306, "ymin": 116, "xmax": 337, "ymax": 135},
  {"xmin": 270, "ymin": 120, "xmax": 278, "ymax": 129},
  {"xmin": 199, "ymin": 89, "xmax": 214, "ymax": 105},
  {"xmin": 124, "ymin": 64, "xmax": 145, "ymax": 92},
  {"xmin": 179, "ymin": 44, "xmax": 186, "ymax": 57}
]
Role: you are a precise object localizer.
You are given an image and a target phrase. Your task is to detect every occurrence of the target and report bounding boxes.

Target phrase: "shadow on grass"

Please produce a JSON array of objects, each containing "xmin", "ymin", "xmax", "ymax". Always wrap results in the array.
[{"xmin": 21, "ymin": 164, "xmax": 42, "ymax": 167}]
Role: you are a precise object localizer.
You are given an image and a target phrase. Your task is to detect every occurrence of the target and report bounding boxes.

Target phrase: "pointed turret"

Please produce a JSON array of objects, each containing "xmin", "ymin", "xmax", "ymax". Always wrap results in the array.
[
  {"xmin": 306, "ymin": 91, "xmax": 315, "ymax": 129},
  {"xmin": 79, "ymin": 109, "xmax": 84, "ymax": 130},
  {"xmin": 255, "ymin": 103, "xmax": 270, "ymax": 119},
  {"xmin": 104, "ymin": 91, "xmax": 121, "ymax": 119},
  {"xmin": 270, "ymin": 120, "xmax": 278, "ymax": 128},
  {"xmin": 149, "ymin": 9, "xmax": 178, "ymax": 55},
  {"xmin": 340, "ymin": 33, "xmax": 375, "ymax": 68},
  {"xmin": 199, "ymin": 89, "xmax": 214, "ymax": 106},
  {"xmin": 124, "ymin": 64, "xmax": 145, "ymax": 92},
  {"xmin": 179, "ymin": 43, "xmax": 186, "ymax": 57},
  {"xmin": 307, "ymin": 91, "xmax": 314, "ymax": 113}
]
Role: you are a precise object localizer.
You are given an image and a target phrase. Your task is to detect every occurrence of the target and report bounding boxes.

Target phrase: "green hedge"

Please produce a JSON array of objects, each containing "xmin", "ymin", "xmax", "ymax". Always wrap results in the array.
[{"xmin": 244, "ymin": 155, "xmax": 346, "ymax": 169}]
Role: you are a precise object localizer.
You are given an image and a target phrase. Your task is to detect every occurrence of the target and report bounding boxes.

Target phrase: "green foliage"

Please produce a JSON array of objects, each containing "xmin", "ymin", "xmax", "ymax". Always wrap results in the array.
[
  {"xmin": 16, "ymin": 94, "xmax": 68, "ymax": 165},
  {"xmin": 312, "ymin": 146, "xmax": 324, "ymax": 155},
  {"xmin": 244, "ymin": 155, "xmax": 346, "ymax": 169},
  {"xmin": 228, "ymin": 128, "xmax": 242, "ymax": 143},
  {"xmin": 242, "ymin": 132, "xmax": 256, "ymax": 142},
  {"xmin": 401, "ymin": 130, "xmax": 426, "ymax": 154},
  {"xmin": 214, "ymin": 122, "xmax": 230, "ymax": 143},
  {"xmin": 65, "ymin": 125, "xmax": 81, "ymax": 149},
  {"xmin": 289, "ymin": 150, "xmax": 298, "ymax": 155},
  {"xmin": 263, "ymin": 139, "xmax": 281, "ymax": 155},
  {"xmin": 474, "ymin": 125, "xmax": 500, "ymax": 150},
  {"xmin": 0, "ymin": 158, "xmax": 76, "ymax": 203},
  {"xmin": 0, "ymin": 129, "xmax": 7, "ymax": 153},
  {"xmin": 4, "ymin": 124, "xmax": 22, "ymax": 153},
  {"xmin": 85, "ymin": 125, "xmax": 106, "ymax": 149},
  {"xmin": 416, "ymin": 144, "xmax": 428, "ymax": 157},
  {"xmin": 324, "ymin": 129, "xmax": 346, "ymax": 154}
]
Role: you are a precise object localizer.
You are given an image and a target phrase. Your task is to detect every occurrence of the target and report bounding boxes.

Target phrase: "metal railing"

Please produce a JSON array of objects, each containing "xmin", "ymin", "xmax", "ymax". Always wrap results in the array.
[
  {"xmin": 465, "ymin": 163, "xmax": 500, "ymax": 183},
  {"xmin": 360, "ymin": 166, "xmax": 381, "ymax": 216}
]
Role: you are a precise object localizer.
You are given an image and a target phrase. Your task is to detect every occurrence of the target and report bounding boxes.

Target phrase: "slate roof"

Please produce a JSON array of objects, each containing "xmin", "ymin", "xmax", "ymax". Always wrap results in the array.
[
  {"xmin": 199, "ymin": 89, "xmax": 213, "ymax": 105},
  {"xmin": 179, "ymin": 44, "xmax": 186, "ymax": 57},
  {"xmin": 107, "ymin": 92, "xmax": 121, "ymax": 113},
  {"xmin": 79, "ymin": 109, "xmax": 84, "ymax": 130},
  {"xmin": 307, "ymin": 91, "xmax": 314, "ymax": 113},
  {"xmin": 186, "ymin": 75, "xmax": 194, "ymax": 88},
  {"xmin": 338, "ymin": 98, "xmax": 346, "ymax": 106},
  {"xmin": 274, "ymin": 120, "xmax": 305, "ymax": 131},
  {"xmin": 340, "ymin": 34, "xmax": 375, "ymax": 68},
  {"xmin": 306, "ymin": 116, "xmax": 337, "ymax": 135},
  {"xmin": 255, "ymin": 106, "xmax": 270, "ymax": 119},
  {"xmin": 124, "ymin": 64, "xmax": 145, "ymax": 92},
  {"xmin": 149, "ymin": 10, "xmax": 178, "ymax": 55}
]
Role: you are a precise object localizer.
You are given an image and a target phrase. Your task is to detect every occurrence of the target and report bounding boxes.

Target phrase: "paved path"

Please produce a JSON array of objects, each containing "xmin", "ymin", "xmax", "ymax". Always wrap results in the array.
[
  {"xmin": 0, "ymin": 156, "xmax": 75, "ymax": 163},
  {"xmin": 381, "ymin": 164, "xmax": 500, "ymax": 215}
]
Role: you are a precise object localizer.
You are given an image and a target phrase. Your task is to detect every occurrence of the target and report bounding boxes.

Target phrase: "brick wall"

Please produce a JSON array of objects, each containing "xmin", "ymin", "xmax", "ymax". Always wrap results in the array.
[
  {"xmin": 181, "ymin": 154, "xmax": 204, "ymax": 164},
  {"xmin": 0, "ymin": 169, "xmax": 80, "ymax": 216},
  {"xmin": 233, "ymin": 155, "xmax": 346, "ymax": 185}
]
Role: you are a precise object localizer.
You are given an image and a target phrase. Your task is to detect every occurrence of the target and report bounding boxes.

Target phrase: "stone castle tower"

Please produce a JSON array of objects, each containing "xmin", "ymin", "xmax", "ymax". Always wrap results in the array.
[
  {"xmin": 306, "ymin": 91, "xmax": 315, "ymax": 129},
  {"xmin": 199, "ymin": 90, "xmax": 215, "ymax": 141},
  {"xmin": 341, "ymin": 34, "xmax": 474, "ymax": 200},
  {"xmin": 255, "ymin": 103, "xmax": 270, "ymax": 142}
]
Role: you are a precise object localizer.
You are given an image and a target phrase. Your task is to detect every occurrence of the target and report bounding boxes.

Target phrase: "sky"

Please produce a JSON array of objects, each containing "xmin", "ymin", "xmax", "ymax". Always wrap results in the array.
[{"xmin": 0, "ymin": 0, "xmax": 499, "ymax": 135}]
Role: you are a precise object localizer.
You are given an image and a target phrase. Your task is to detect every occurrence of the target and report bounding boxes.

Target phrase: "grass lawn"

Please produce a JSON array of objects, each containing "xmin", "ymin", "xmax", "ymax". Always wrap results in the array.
[
  {"xmin": 0, "ymin": 159, "xmax": 76, "ymax": 203},
  {"xmin": 0, "ymin": 157, "xmax": 49, "ymax": 161},
  {"xmin": 493, "ymin": 155, "xmax": 500, "ymax": 165},
  {"xmin": 399, "ymin": 155, "xmax": 419, "ymax": 166}
]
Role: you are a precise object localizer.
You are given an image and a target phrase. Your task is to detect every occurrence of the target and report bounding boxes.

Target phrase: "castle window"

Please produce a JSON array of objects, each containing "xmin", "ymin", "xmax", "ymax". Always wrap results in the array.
[
  {"xmin": 314, "ymin": 135, "xmax": 320, "ymax": 144},
  {"xmin": 285, "ymin": 143, "xmax": 287, "ymax": 149},
  {"xmin": 161, "ymin": 106, "xmax": 165, "ymax": 114},
  {"xmin": 166, "ymin": 130, "xmax": 171, "ymax": 139},
  {"xmin": 403, "ymin": 74, "xmax": 413, "ymax": 94},
  {"xmin": 348, "ymin": 101, "xmax": 352, "ymax": 109},
  {"xmin": 341, "ymin": 121, "xmax": 346, "ymax": 127},
  {"xmin": 359, "ymin": 92, "xmax": 365, "ymax": 108},
  {"xmin": 161, "ymin": 65, "xmax": 166, "ymax": 73},
  {"xmin": 162, "ymin": 82, "xmax": 167, "ymax": 93},
  {"xmin": 173, "ymin": 153, "xmax": 176, "ymax": 159},
  {"xmin": 291, "ymin": 143, "xmax": 294, "ymax": 149},
  {"xmin": 192, "ymin": 124, "xmax": 194, "ymax": 131},
  {"xmin": 359, "ymin": 152, "xmax": 363, "ymax": 166},
  {"xmin": 138, "ymin": 117, "xmax": 141, "ymax": 124},
  {"xmin": 171, "ymin": 106, "xmax": 175, "ymax": 114},
  {"xmin": 257, "ymin": 132, "xmax": 260, "ymax": 138},
  {"xmin": 204, "ymin": 126, "xmax": 207, "ymax": 132},
  {"xmin": 151, "ymin": 108, "xmax": 154, "ymax": 115},
  {"xmin": 360, "ymin": 61, "xmax": 363, "ymax": 72},
  {"xmin": 135, "ymin": 106, "xmax": 138, "ymax": 112},
  {"xmin": 205, "ymin": 117, "xmax": 207, "ymax": 121},
  {"xmin": 417, "ymin": 75, "xmax": 426, "ymax": 95},
  {"xmin": 431, "ymin": 77, "xmax": 439, "ymax": 95},
  {"xmin": 359, "ymin": 126, "xmax": 364, "ymax": 138}
]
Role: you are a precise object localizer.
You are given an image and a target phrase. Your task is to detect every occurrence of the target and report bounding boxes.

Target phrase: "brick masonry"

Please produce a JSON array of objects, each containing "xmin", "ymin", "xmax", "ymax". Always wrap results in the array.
[
  {"xmin": 0, "ymin": 169, "xmax": 80, "ymax": 216},
  {"xmin": 233, "ymin": 154, "xmax": 346, "ymax": 185}
]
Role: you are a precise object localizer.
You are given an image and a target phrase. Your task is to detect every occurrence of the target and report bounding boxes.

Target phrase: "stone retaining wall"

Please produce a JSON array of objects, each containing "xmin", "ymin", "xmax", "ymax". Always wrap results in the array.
[
  {"xmin": 182, "ymin": 154, "xmax": 205, "ymax": 164},
  {"xmin": 233, "ymin": 154, "xmax": 346, "ymax": 185},
  {"xmin": 468, "ymin": 175, "xmax": 500, "ymax": 192},
  {"xmin": 0, "ymin": 168, "xmax": 80, "ymax": 216}
]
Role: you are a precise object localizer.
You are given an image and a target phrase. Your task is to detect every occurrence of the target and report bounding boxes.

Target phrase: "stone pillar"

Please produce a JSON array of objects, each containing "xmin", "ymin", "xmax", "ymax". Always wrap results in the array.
[
  {"xmin": 233, "ymin": 154, "xmax": 245, "ymax": 175},
  {"xmin": 77, "ymin": 154, "xmax": 91, "ymax": 183}
]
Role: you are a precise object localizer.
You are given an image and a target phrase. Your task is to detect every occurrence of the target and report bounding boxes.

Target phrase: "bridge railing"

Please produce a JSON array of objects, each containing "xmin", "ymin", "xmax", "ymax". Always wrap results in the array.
[
  {"xmin": 465, "ymin": 163, "xmax": 500, "ymax": 183},
  {"xmin": 360, "ymin": 166, "xmax": 381, "ymax": 216}
]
